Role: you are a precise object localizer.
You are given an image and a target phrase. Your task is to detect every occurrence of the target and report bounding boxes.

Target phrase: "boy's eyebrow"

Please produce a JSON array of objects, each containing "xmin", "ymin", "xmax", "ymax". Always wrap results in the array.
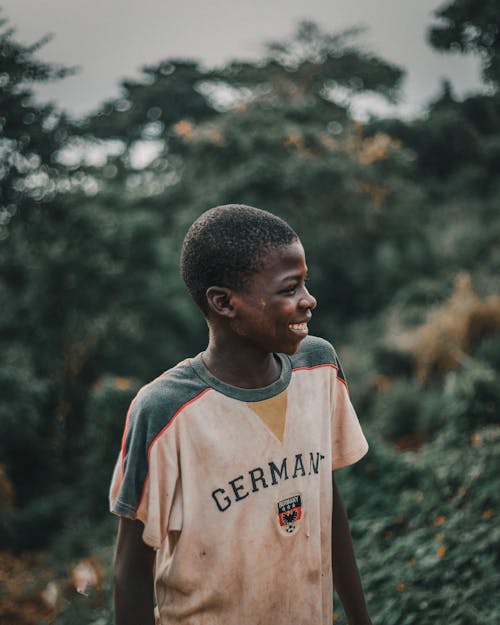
[{"xmin": 280, "ymin": 270, "xmax": 308, "ymax": 282}]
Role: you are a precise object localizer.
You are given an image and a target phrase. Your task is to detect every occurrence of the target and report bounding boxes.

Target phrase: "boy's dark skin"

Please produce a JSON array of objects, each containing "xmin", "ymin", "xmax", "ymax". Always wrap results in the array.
[{"xmin": 114, "ymin": 240, "xmax": 372, "ymax": 625}]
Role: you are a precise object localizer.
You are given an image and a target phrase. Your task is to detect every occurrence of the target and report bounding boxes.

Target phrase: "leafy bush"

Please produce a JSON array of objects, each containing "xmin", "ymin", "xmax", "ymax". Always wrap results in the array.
[
  {"xmin": 442, "ymin": 358, "xmax": 500, "ymax": 431},
  {"xmin": 78, "ymin": 376, "xmax": 140, "ymax": 519},
  {"xmin": 335, "ymin": 425, "xmax": 500, "ymax": 625},
  {"xmin": 372, "ymin": 380, "xmax": 422, "ymax": 440}
]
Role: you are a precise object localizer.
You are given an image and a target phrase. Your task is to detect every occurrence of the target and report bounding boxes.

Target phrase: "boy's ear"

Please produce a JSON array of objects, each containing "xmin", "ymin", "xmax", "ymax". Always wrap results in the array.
[{"xmin": 206, "ymin": 286, "xmax": 237, "ymax": 318}]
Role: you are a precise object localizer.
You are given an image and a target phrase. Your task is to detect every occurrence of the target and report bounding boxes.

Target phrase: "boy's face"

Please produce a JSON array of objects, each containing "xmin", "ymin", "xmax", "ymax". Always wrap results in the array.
[{"xmin": 230, "ymin": 240, "xmax": 317, "ymax": 355}]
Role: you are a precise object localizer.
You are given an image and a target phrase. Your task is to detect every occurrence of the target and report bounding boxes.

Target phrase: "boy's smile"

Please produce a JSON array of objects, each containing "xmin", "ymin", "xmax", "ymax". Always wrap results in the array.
[{"xmin": 230, "ymin": 240, "xmax": 317, "ymax": 356}]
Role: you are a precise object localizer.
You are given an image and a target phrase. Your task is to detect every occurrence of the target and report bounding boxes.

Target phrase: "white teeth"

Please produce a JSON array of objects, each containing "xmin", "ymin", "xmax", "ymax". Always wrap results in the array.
[{"xmin": 289, "ymin": 323, "xmax": 307, "ymax": 331}]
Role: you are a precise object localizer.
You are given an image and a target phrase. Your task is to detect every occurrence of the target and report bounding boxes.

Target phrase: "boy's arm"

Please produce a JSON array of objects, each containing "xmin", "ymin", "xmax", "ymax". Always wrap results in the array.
[
  {"xmin": 332, "ymin": 472, "xmax": 372, "ymax": 625},
  {"xmin": 114, "ymin": 517, "xmax": 156, "ymax": 625}
]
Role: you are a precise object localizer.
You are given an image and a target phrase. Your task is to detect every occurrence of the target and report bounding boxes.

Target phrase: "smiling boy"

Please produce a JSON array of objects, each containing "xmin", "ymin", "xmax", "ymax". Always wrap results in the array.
[{"xmin": 110, "ymin": 204, "xmax": 372, "ymax": 625}]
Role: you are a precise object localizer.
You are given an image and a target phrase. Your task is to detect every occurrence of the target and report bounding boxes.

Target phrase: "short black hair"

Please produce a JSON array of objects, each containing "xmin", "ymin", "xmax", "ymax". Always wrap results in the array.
[{"xmin": 180, "ymin": 204, "xmax": 298, "ymax": 314}]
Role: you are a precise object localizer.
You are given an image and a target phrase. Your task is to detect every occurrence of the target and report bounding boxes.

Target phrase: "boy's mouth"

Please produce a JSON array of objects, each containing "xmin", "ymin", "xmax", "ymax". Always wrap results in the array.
[{"xmin": 289, "ymin": 322, "xmax": 308, "ymax": 335}]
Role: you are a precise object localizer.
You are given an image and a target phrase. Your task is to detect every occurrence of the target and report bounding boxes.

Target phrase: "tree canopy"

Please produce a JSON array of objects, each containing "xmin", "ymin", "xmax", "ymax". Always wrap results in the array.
[{"xmin": 429, "ymin": 0, "xmax": 500, "ymax": 87}]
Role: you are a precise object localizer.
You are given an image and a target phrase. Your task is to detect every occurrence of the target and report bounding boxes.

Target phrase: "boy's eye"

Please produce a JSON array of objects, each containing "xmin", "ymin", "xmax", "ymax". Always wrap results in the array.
[{"xmin": 281, "ymin": 277, "xmax": 307, "ymax": 296}]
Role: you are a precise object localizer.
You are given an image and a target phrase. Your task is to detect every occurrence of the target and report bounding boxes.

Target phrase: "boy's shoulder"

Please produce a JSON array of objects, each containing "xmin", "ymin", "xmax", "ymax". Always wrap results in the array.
[
  {"xmin": 130, "ymin": 357, "xmax": 208, "ymax": 431},
  {"xmin": 290, "ymin": 335, "xmax": 341, "ymax": 369}
]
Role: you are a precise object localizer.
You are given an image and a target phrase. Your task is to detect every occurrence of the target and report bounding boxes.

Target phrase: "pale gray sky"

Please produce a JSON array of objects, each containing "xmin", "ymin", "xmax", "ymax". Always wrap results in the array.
[{"xmin": 2, "ymin": 0, "xmax": 484, "ymax": 118}]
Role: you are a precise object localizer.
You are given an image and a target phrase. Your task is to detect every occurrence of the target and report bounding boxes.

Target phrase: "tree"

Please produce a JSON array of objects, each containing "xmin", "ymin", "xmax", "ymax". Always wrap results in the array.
[
  {"xmin": 0, "ymin": 19, "xmax": 76, "ymax": 546},
  {"xmin": 428, "ymin": 0, "xmax": 500, "ymax": 87},
  {"xmin": 0, "ymin": 21, "xmax": 204, "ymax": 549},
  {"xmin": 78, "ymin": 21, "xmax": 408, "ymax": 326}
]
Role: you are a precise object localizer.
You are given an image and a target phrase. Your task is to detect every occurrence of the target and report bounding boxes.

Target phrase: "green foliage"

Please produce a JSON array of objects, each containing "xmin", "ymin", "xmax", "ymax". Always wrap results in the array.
[
  {"xmin": 0, "ymin": 19, "xmax": 73, "ymax": 212},
  {"xmin": 0, "ymin": 19, "xmax": 206, "ymax": 551},
  {"xmin": 428, "ymin": 0, "xmax": 500, "ymax": 87},
  {"xmin": 0, "ymin": 345, "xmax": 48, "ymax": 497},
  {"xmin": 443, "ymin": 357, "xmax": 500, "ymax": 431},
  {"xmin": 335, "ymin": 424, "xmax": 500, "ymax": 625},
  {"xmin": 372, "ymin": 379, "xmax": 424, "ymax": 440},
  {"xmin": 0, "ymin": 20, "xmax": 76, "ymax": 547},
  {"xmin": 81, "ymin": 60, "xmax": 217, "ymax": 144},
  {"xmin": 219, "ymin": 20, "xmax": 404, "ymax": 103},
  {"xmin": 1, "ymin": 7, "xmax": 500, "ymax": 625},
  {"xmin": 78, "ymin": 377, "xmax": 140, "ymax": 519}
]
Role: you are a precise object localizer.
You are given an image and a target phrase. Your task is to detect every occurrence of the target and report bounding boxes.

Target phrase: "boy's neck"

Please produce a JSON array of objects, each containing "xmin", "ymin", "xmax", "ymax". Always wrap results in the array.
[{"xmin": 202, "ymin": 339, "xmax": 282, "ymax": 389}]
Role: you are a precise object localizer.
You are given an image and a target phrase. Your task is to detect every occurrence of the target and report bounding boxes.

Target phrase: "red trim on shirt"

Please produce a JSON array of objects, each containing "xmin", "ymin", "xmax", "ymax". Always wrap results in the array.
[
  {"xmin": 150, "ymin": 387, "xmax": 212, "ymax": 450},
  {"xmin": 119, "ymin": 367, "xmax": 178, "ymax": 477},
  {"xmin": 120, "ymin": 399, "xmax": 136, "ymax": 478},
  {"xmin": 292, "ymin": 362, "xmax": 349, "ymax": 391},
  {"xmin": 137, "ymin": 387, "xmax": 213, "ymax": 512}
]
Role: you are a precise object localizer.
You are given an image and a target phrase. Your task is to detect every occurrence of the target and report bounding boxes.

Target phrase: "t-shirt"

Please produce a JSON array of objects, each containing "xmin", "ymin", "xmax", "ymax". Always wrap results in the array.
[{"xmin": 109, "ymin": 335, "xmax": 368, "ymax": 625}]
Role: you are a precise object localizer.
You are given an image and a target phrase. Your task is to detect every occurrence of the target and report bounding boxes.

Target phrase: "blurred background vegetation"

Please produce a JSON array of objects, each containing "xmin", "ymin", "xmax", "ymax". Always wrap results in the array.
[{"xmin": 1, "ymin": 0, "xmax": 499, "ymax": 623}]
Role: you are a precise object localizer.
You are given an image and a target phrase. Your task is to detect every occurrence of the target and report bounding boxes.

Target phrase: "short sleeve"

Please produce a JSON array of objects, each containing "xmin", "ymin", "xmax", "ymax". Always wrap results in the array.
[
  {"xmin": 330, "ymin": 358, "xmax": 369, "ymax": 470},
  {"xmin": 109, "ymin": 388, "xmax": 180, "ymax": 549}
]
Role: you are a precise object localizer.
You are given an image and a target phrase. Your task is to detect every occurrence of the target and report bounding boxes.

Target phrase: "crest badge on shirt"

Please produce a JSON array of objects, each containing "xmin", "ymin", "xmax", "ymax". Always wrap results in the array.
[{"xmin": 277, "ymin": 494, "xmax": 302, "ymax": 534}]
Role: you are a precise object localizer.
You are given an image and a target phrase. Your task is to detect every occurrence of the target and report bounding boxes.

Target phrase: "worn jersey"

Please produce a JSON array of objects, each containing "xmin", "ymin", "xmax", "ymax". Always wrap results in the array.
[{"xmin": 109, "ymin": 335, "xmax": 368, "ymax": 625}]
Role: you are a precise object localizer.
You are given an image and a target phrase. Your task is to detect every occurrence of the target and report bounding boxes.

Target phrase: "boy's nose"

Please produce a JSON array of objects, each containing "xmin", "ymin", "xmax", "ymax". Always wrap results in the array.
[{"xmin": 299, "ymin": 289, "xmax": 317, "ymax": 310}]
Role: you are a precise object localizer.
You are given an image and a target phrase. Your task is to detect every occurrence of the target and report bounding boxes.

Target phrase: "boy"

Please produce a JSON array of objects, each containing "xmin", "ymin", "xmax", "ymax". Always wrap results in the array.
[{"xmin": 110, "ymin": 204, "xmax": 372, "ymax": 625}]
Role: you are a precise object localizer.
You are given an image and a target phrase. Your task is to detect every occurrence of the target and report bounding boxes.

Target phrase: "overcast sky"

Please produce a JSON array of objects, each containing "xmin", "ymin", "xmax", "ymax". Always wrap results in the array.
[{"xmin": 2, "ymin": 0, "xmax": 484, "ymax": 119}]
